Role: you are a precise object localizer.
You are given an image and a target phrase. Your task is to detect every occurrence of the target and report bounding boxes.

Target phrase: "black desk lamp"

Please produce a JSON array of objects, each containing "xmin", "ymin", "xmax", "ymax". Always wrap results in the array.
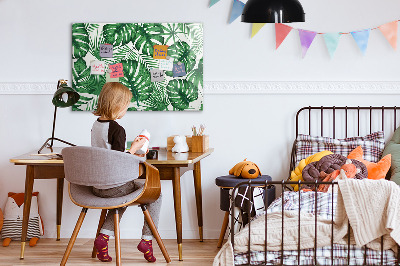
[
  {"xmin": 38, "ymin": 79, "xmax": 80, "ymax": 154},
  {"xmin": 241, "ymin": 0, "xmax": 305, "ymax": 23}
]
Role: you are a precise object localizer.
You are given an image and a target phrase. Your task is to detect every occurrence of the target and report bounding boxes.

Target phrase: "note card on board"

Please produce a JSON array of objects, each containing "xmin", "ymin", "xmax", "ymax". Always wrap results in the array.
[
  {"xmin": 159, "ymin": 58, "xmax": 174, "ymax": 71},
  {"xmin": 91, "ymin": 61, "xmax": 106, "ymax": 75},
  {"xmin": 100, "ymin": 44, "xmax": 113, "ymax": 58},
  {"xmin": 109, "ymin": 63, "xmax": 124, "ymax": 78},
  {"xmin": 153, "ymin": 45, "xmax": 168, "ymax": 59},
  {"xmin": 172, "ymin": 63, "xmax": 186, "ymax": 77},
  {"xmin": 150, "ymin": 69, "xmax": 165, "ymax": 82}
]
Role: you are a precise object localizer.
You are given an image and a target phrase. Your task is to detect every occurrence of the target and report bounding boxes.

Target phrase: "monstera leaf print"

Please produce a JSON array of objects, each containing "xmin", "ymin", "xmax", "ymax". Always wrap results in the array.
[
  {"xmin": 103, "ymin": 23, "xmax": 135, "ymax": 47},
  {"xmin": 119, "ymin": 59, "xmax": 153, "ymax": 105},
  {"xmin": 187, "ymin": 23, "xmax": 203, "ymax": 56},
  {"xmin": 141, "ymin": 81, "xmax": 170, "ymax": 111},
  {"xmin": 72, "ymin": 23, "xmax": 90, "ymax": 59},
  {"xmin": 131, "ymin": 23, "xmax": 164, "ymax": 57},
  {"xmin": 113, "ymin": 45, "xmax": 158, "ymax": 70},
  {"xmin": 165, "ymin": 41, "xmax": 197, "ymax": 77},
  {"xmin": 72, "ymin": 58, "xmax": 106, "ymax": 110},
  {"xmin": 161, "ymin": 23, "xmax": 188, "ymax": 44},
  {"xmin": 166, "ymin": 80, "xmax": 198, "ymax": 111},
  {"xmin": 187, "ymin": 58, "xmax": 203, "ymax": 88}
]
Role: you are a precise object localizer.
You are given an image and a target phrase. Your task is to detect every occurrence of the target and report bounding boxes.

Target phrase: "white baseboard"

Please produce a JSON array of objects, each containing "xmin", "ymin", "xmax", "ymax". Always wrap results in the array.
[{"xmin": 1, "ymin": 81, "xmax": 400, "ymax": 95}]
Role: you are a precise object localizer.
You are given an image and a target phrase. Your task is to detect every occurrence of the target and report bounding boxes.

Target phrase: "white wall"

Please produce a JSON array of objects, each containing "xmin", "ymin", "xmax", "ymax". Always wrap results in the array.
[{"xmin": 1, "ymin": 0, "xmax": 400, "ymax": 239}]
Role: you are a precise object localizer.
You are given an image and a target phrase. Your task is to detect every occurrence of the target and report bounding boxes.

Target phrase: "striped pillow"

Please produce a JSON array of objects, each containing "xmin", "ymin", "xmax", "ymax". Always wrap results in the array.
[{"xmin": 294, "ymin": 131, "xmax": 385, "ymax": 166}]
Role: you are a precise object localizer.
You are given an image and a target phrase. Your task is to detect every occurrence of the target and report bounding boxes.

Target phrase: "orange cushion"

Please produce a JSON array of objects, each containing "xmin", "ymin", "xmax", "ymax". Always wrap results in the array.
[{"xmin": 347, "ymin": 146, "xmax": 391, "ymax": 180}]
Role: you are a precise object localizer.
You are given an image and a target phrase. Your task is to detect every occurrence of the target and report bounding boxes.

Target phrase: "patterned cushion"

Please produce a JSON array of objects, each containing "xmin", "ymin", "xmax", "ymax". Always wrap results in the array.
[{"xmin": 295, "ymin": 131, "xmax": 385, "ymax": 166}]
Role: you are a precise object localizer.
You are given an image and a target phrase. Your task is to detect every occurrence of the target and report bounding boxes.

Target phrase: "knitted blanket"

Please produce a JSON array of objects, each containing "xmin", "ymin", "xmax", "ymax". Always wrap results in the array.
[
  {"xmin": 214, "ymin": 179, "xmax": 400, "ymax": 266},
  {"xmin": 335, "ymin": 178, "xmax": 400, "ymax": 251}
]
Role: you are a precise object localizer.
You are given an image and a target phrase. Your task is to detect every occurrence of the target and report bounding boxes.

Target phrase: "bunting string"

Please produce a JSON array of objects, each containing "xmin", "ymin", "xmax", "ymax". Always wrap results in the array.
[{"xmin": 209, "ymin": 0, "xmax": 400, "ymax": 58}]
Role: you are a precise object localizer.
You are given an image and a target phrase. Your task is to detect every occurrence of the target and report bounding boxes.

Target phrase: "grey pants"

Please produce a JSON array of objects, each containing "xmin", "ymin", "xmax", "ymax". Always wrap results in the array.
[{"xmin": 92, "ymin": 180, "xmax": 162, "ymax": 240}]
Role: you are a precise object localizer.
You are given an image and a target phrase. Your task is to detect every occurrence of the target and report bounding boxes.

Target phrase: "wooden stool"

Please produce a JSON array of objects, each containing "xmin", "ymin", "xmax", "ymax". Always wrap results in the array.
[{"xmin": 215, "ymin": 175, "xmax": 275, "ymax": 248}]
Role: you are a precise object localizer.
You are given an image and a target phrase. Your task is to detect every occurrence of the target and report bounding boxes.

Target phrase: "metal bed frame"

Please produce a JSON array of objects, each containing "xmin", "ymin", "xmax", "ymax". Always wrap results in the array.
[{"xmin": 230, "ymin": 106, "xmax": 400, "ymax": 266}]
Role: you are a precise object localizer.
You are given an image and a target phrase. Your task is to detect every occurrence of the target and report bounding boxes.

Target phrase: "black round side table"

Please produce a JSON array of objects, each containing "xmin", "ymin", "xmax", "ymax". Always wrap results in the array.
[{"xmin": 215, "ymin": 175, "xmax": 275, "ymax": 248}]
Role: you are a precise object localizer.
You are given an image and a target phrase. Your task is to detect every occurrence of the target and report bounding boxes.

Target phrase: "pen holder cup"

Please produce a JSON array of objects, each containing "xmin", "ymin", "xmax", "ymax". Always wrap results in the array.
[{"xmin": 191, "ymin": 135, "xmax": 209, "ymax": 153}]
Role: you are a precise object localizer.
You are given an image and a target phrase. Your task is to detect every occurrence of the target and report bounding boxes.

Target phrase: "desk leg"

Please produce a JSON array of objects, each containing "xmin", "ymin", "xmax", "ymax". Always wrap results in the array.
[
  {"xmin": 56, "ymin": 178, "xmax": 64, "ymax": 241},
  {"xmin": 20, "ymin": 165, "xmax": 34, "ymax": 259},
  {"xmin": 193, "ymin": 161, "xmax": 203, "ymax": 242},
  {"xmin": 172, "ymin": 167, "xmax": 183, "ymax": 261}
]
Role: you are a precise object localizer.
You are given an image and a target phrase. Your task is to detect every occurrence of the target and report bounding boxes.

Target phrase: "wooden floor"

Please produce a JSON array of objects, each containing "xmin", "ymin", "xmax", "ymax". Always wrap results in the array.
[{"xmin": 0, "ymin": 239, "xmax": 221, "ymax": 265}]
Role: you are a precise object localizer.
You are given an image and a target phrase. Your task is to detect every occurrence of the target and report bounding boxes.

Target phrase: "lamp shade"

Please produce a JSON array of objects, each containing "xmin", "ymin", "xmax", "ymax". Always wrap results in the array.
[
  {"xmin": 242, "ymin": 0, "xmax": 305, "ymax": 23},
  {"xmin": 52, "ymin": 84, "xmax": 80, "ymax": 108}
]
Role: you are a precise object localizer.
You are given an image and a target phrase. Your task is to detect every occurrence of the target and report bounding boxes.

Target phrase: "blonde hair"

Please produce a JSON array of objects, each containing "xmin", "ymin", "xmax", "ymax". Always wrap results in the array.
[{"xmin": 93, "ymin": 82, "xmax": 133, "ymax": 120}]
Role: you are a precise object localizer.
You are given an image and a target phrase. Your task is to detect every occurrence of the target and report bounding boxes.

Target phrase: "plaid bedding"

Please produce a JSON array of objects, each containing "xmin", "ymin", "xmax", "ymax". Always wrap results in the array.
[
  {"xmin": 294, "ymin": 131, "xmax": 385, "ymax": 166},
  {"xmin": 234, "ymin": 191, "xmax": 397, "ymax": 265}
]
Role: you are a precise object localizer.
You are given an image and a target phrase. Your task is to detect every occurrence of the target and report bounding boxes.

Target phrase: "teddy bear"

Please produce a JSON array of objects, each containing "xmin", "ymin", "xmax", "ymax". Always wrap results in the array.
[
  {"xmin": 172, "ymin": 135, "xmax": 189, "ymax": 153},
  {"xmin": 1, "ymin": 192, "xmax": 44, "ymax": 247},
  {"xmin": 229, "ymin": 159, "xmax": 261, "ymax": 179}
]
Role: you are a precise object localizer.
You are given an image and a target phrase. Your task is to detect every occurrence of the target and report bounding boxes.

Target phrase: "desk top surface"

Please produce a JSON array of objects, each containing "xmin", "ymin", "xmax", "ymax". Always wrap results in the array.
[{"xmin": 10, "ymin": 147, "xmax": 214, "ymax": 166}]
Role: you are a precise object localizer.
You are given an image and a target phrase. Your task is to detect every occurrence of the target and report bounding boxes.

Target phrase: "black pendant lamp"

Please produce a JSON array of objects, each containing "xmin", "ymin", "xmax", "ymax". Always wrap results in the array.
[{"xmin": 242, "ymin": 0, "xmax": 305, "ymax": 23}]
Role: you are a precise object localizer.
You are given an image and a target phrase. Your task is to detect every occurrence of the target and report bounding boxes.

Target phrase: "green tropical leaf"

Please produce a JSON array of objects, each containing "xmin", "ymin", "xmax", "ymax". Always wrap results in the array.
[
  {"xmin": 160, "ymin": 23, "xmax": 186, "ymax": 44},
  {"xmin": 72, "ymin": 94, "xmax": 98, "ymax": 111},
  {"xmin": 72, "ymin": 58, "xmax": 106, "ymax": 99},
  {"xmin": 187, "ymin": 23, "xmax": 203, "ymax": 56},
  {"xmin": 165, "ymin": 41, "xmax": 197, "ymax": 77},
  {"xmin": 166, "ymin": 79, "xmax": 198, "ymax": 111},
  {"xmin": 87, "ymin": 23, "xmax": 104, "ymax": 61},
  {"xmin": 72, "ymin": 23, "xmax": 90, "ymax": 59},
  {"xmin": 103, "ymin": 23, "xmax": 135, "ymax": 46},
  {"xmin": 142, "ymin": 81, "xmax": 170, "ymax": 111},
  {"xmin": 113, "ymin": 45, "xmax": 158, "ymax": 70},
  {"xmin": 119, "ymin": 59, "xmax": 153, "ymax": 105},
  {"xmin": 187, "ymin": 58, "xmax": 203, "ymax": 88},
  {"xmin": 131, "ymin": 23, "xmax": 164, "ymax": 56}
]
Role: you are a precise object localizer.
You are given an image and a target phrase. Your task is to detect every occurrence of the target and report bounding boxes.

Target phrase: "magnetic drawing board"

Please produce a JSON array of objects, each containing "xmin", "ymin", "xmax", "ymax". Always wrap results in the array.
[{"xmin": 72, "ymin": 23, "xmax": 203, "ymax": 111}]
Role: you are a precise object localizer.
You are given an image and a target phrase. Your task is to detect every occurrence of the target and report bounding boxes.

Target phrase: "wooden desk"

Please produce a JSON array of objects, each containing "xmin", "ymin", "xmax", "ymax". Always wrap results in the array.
[{"xmin": 10, "ymin": 147, "xmax": 213, "ymax": 261}]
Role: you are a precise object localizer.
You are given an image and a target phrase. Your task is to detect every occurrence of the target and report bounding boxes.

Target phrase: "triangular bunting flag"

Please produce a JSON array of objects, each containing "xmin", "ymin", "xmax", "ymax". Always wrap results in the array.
[
  {"xmin": 378, "ymin": 21, "xmax": 398, "ymax": 50},
  {"xmin": 209, "ymin": 0, "xmax": 220, "ymax": 7},
  {"xmin": 351, "ymin": 29, "xmax": 370, "ymax": 55},
  {"xmin": 251, "ymin": 23, "xmax": 266, "ymax": 38},
  {"xmin": 275, "ymin": 23, "xmax": 293, "ymax": 49},
  {"xmin": 229, "ymin": 0, "xmax": 245, "ymax": 24},
  {"xmin": 298, "ymin": 29, "xmax": 317, "ymax": 58},
  {"xmin": 323, "ymin": 33, "xmax": 341, "ymax": 58}
]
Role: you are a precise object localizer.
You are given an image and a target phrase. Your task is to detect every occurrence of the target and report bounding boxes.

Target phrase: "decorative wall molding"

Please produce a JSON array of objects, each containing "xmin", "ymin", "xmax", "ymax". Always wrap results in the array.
[
  {"xmin": 204, "ymin": 81, "xmax": 400, "ymax": 94},
  {"xmin": 1, "ymin": 81, "xmax": 400, "ymax": 95}
]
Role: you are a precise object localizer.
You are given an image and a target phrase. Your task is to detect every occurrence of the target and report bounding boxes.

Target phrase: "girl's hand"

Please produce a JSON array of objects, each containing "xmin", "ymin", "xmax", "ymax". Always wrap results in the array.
[
  {"xmin": 129, "ymin": 137, "xmax": 147, "ymax": 154},
  {"xmin": 134, "ymin": 148, "xmax": 149, "ymax": 157}
]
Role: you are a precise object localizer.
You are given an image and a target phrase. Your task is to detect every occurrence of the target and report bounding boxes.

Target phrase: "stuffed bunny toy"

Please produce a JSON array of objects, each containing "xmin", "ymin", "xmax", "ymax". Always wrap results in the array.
[{"xmin": 172, "ymin": 135, "xmax": 189, "ymax": 153}]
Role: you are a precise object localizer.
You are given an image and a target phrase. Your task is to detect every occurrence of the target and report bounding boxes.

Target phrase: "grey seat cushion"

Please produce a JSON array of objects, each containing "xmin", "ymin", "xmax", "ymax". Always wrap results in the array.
[{"xmin": 69, "ymin": 180, "xmax": 145, "ymax": 208}]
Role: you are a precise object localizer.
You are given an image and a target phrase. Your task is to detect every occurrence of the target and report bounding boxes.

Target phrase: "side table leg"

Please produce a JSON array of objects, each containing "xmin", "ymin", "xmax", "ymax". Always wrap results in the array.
[
  {"xmin": 20, "ymin": 165, "xmax": 35, "ymax": 259},
  {"xmin": 56, "ymin": 178, "xmax": 64, "ymax": 241},
  {"xmin": 217, "ymin": 211, "xmax": 230, "ymax": 248},
  {"xmin": 172, "ymin": 167, "xmax": 183, "ymax": 261},
  {"xmin": 193, "ymin": 161, "xmax": 203, "ymax": 242}
]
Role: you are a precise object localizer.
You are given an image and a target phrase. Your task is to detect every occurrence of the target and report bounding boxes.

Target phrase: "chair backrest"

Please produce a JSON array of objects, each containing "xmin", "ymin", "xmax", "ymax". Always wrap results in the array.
[{"xmin": 62, "ymin": 146, "xmax": 145, "ymax": 188}]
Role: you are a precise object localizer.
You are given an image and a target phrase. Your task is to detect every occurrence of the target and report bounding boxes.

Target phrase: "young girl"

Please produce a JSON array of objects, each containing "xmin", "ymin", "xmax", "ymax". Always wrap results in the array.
[{"xmin": 91, "ymin": 82, "xmax": 162, "ymax": 263}]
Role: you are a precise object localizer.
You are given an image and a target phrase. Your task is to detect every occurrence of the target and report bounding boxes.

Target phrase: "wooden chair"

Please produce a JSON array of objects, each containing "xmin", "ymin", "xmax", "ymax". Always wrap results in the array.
[{"xmin": 60, "ymin": 146, "xmax": 171, "ymax": 265}]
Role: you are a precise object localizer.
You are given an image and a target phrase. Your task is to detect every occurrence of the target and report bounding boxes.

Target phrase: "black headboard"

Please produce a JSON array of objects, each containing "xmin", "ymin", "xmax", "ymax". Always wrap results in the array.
[{"xmin": 289, "ymin": 106, "xmax": 400, "ymax": 178}]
